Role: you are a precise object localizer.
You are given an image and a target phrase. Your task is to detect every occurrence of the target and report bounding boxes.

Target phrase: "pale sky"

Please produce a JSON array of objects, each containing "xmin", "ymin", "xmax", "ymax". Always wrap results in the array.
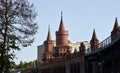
[{"xmin": 14, "ymin": 0, "xmax": 120, "ymax": 64}]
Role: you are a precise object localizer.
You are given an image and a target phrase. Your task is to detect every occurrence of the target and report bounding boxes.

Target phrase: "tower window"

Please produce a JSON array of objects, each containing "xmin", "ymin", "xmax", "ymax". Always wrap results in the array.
[
  {"xmin": 64, "ymin": 53, "xmax": 66, "ymax": 56},
  {"xmin": 60, "ymin": 53, "xmax": 62, "ymax": 56}
]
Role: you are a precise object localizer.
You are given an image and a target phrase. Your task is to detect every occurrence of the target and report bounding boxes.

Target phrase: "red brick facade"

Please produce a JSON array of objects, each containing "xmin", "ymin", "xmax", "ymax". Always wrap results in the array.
[
  {"xmin": 54, "ymin": 12, "xmax": 71, "ymax": 57},
  {"xmin": 43, "ymin": 27, "xmax": 54, "ymax": 61},
  {"xmin": 39, "ymin": 13, "xmax": 86, "ymax": 73},
  {"xmin": 22, "ymin": 17, "xmax": 120, "ymax": 73}
]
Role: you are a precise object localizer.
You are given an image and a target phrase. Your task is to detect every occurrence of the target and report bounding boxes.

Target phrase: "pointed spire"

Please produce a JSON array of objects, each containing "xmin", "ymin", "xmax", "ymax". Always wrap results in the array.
[
  {"xmin": 59, "ymin": 11, "xmax": 65, "ymax": 31},
  {"xmin": 113, "ymin": 17, "xmax": 119, "ymax": 31},
  {"xmin": 61, "ymin": 11, "xmax": 63, "ymax": 19},
  {"xmin": 90, "ymin": 29, "xmax": 99, "ymax": 50},
  {"xmin": 47, "ymin": 25, "xmax": 52, "ymax": 40},
  {"xmin": 91, "ymin": 29, "xmax": 98, "ymax": 40}
]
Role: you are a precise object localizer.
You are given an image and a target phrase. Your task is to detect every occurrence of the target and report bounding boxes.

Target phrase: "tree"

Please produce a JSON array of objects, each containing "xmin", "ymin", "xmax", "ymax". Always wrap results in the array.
[
  {"xmin": 0, "ymin": 0, "xmax": 38, "ymax": 72},
  {"xmin": 35, "ymin": 59, "xmax": 38, "ymax": 66},
  {"xmin": 19, "ymin": 61, "xmax": 23, "ymax": 68},
  {"xmin": 11, "ymin": 62, "xmax": 16, "ymax": 69}
]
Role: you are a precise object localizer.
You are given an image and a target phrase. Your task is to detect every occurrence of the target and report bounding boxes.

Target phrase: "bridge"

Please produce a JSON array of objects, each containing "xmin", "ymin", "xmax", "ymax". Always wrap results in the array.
[
  {"xmin": 22, "ymin": 18, "xmax": 120, "ymax": 73},
  {"xmin": 85, "ymin": 28, "xmax": 120, "ymax": 73}
]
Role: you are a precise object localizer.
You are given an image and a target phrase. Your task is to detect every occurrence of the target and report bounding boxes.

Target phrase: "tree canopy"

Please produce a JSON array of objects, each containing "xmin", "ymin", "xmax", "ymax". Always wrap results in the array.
[{"xmin": 0, "ymin": 0, "xmax": 38, "ymax": 72}]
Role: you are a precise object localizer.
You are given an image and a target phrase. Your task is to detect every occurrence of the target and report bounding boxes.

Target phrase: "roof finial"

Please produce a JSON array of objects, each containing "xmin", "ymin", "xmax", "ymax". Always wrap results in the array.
[
  {"xmin": 93, "ymin": 28, "xmax": 95, "ymax": 32},
  {"xmin": 48, "ymin": 25, "xmax": 50, "ymax": 32},
  {"xmin": 47, "ymin": 25, "xmax": 51, "ymax": 40},
  {"xmin": 61, "ymin": 11, "xmax": 63, "ymax": 19}
]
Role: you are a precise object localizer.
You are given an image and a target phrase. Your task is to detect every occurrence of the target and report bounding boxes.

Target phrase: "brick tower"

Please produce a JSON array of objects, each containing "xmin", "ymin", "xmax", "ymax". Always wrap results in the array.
[
  {"xmin": 111, "ymin": 17, "xmax": 120, "ymax": 41},
  {"xmin": 90, "ymin": 29, "xmax": 99, "ymax": 52},
  {"xmin": 42, "ymin": 26, "xmax": 54, "ymax": 61},
  {"xmin": 53, "ymin": 12, "xmax": 71, "ymax": 57},
  {"xmin": 56, "ymin": 12, "xmax": 68, "ymax": 46}
]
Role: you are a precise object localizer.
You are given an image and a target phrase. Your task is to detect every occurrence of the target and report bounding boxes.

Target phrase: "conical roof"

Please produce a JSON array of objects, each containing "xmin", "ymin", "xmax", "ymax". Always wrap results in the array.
[
  {"xmin": 58, "ymin": 11, "xmax": 66, "ymax": 31},
  {"xmin": 91, "ymin": 29, "xmax": 98, "ymax": 41},
  {"xmin": 47, "ymin": 25, "xmax": 52, "ymax": 40},
  {"xmin": 113, "ymin": 17, "xmax": 119, "ymax": 31}
]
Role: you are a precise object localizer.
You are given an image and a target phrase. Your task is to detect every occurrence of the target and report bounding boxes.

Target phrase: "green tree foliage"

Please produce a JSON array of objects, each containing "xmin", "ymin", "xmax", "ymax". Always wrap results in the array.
[
  {"xmin": 19, "ymin": 61, "xmax": 24, "ymax": 68},
  {"xmin": 35, "ymin": 59, "xmax": 38, "ymax": 66},
  {"xmin": 0, "ymin": 0, "xmax": 38, "ymax": 72},
  {"xmin": 12, "ymin": 62, "xmax": 16, "ymax": 69},
  {"xmin": 18, "ymin": 60, "xmax": 38, "ymax": 69}
]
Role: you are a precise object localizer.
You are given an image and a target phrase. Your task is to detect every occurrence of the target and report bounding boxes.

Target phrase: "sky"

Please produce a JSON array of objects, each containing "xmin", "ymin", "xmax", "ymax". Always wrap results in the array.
[{"xmin": 14, "ymin": 0, "xmax": 120, "ymax": 64}]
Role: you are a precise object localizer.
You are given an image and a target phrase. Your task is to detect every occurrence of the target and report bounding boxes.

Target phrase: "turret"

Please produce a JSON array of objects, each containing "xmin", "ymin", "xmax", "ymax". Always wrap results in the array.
[
  {"xmin": 56, "ymin": 12, "xmax": 69, "ymax": 46},
  {"xmin": 111, "ymin": 17, "xmax": 120, "ymax": 41},
  {"xmin": 53, "ymin": 12, "xmax": 71, "ymax": 57},
  {"xmin": 42, "ymin": 26, "xmax": 54, "ymax": 61},
  {"xmin": 90, "ymin": 29, "xmax": 99, "ymax": 52}
]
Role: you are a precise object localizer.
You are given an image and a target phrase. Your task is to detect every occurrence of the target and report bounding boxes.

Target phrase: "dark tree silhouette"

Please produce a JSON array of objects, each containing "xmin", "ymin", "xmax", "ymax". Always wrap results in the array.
[{"xmin": 0, "ymin": 0, "xmax": 38, "ymax": 72}]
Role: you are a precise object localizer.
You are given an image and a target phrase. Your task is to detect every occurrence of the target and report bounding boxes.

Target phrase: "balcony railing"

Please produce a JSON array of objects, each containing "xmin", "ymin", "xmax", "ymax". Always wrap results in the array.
[{"xmin": 86, "ymin": 32, "xmax": 120, "ymax": 55}]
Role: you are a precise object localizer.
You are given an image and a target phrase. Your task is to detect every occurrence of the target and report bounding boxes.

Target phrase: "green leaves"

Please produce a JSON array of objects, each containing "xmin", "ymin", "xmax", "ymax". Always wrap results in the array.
[{"xmin": 18, "ymin": 60, "xmax": 38, "ymax": 69}]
